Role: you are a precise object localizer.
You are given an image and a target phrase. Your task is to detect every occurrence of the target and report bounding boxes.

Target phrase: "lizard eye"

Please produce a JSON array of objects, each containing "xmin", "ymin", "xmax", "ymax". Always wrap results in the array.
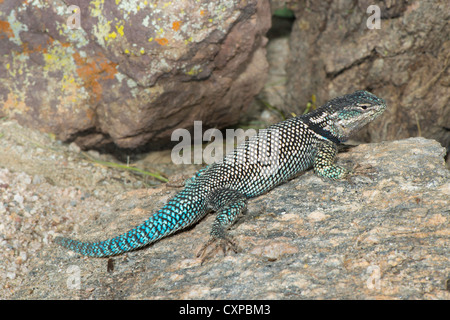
[{"xmin": 358, "ymin": 104, "xmax": 370, "ymax": 110}]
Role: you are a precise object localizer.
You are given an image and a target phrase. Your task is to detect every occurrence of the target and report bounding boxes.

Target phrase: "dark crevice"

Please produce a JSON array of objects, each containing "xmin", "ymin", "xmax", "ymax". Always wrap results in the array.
[
  {"xmin": 326, "ymin": 48, "xmax": 379, "ymax": 80},
  {"xmin": 266, "ymin": 16, "xmax": 295, "ymax": 41}
]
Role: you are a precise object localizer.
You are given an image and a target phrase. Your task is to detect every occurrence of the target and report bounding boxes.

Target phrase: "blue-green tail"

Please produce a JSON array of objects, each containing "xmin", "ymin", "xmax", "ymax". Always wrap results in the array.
[{"xmin": 55, "ymin": 189, "xmax": 208, "ymax": 257}]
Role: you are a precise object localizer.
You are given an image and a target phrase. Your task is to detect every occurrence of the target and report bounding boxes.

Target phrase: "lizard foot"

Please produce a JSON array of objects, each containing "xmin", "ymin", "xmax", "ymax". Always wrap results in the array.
[
  {"xmin": 347, "ymin": 163, "xmax": 378, "ymax": 183},
  {"xmin": 196, "ymin": 236, "xmax": 239, "ymax": 264}
]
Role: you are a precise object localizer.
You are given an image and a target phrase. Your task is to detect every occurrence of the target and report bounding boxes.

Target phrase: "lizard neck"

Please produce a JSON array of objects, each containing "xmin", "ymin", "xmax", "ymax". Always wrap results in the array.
[{"xmin": 300, "ymin": 112, "xmax": 342, "ymax": 144}]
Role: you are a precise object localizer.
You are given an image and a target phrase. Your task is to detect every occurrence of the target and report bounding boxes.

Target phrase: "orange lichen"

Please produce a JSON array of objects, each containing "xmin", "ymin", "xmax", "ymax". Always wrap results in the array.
[
  {"xmin": 20, "ymin": 36, "xmax": 59, "ymax": 55},
  {"xmin": 21, "ymin": 42, "xmax": 46, "ymax": 55},
  {"xmin": 85, "ymin": 108, "xmax": 96, "ymax": 121},
  {"xmin": 3, "ymin": 92, "xmax": 30, "ymax": 115},
  {"xmin": 72, "ymin": 52, "xmax": 118, "ymax": 103},
  {"xmin": 172, "ymin": 20, "xmax": 181, "ymax": 31},
  {"xmin": 155, "ymin": 38, "xmax": 168, "ymax": 46},
  {"xmin": 0, "ymin": 20, "xmax": 13, "ymax": 39}
]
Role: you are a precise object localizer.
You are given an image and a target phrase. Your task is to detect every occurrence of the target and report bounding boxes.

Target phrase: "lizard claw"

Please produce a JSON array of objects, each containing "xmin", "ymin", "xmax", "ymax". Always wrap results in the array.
[
  {"xmin": 346, "ymin": 163, "xmax": 378, "ymax": 184},
  {"xmin": 351, "ymin": 163, "xmax": 377, "ymax": 176},
  {"xmin": 196, "ymin": 236, "xmax": 239, "ymax": 264}
]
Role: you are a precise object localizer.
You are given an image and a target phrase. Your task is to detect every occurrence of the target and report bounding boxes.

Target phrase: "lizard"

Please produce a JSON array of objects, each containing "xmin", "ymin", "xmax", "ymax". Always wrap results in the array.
[{"xmin": 55, "ymin": 90, "xmax": 387, "ymax": 258}]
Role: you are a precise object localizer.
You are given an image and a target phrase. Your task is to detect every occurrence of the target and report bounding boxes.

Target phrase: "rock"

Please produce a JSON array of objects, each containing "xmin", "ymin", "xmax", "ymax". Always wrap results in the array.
[
  {"xmin": 282, "ymin": 0, "xmax": 449, "ymax": 150},
  {"xmin": 8, "ymin": 137, "xmax": 449, "ymax": 299},
  {"xmin": 0, "ymin": 0, "xmax": 271, "ymax": 149}
]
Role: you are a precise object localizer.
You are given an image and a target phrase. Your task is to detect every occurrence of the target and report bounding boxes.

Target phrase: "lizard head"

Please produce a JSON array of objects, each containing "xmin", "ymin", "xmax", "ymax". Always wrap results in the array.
[{"xmin": 322, "ymin": 90, "xmax": 387, "ymax": 142}]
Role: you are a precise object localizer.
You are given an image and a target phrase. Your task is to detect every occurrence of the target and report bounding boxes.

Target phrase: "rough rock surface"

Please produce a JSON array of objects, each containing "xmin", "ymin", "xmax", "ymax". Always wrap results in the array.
[
  {"xmin": 1, "ymin": 120, "xmax": 448, "ymax": 299},
  {"xmin": 0, "ymin": 0, "xmax": 271, "ymax": 149},
  {"xmin": 283, "ymin": 0, "xmax": 449, "ymax": 150}
]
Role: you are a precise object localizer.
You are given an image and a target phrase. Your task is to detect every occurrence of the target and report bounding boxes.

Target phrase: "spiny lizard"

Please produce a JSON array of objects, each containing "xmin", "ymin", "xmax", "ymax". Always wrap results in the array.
[{"xmin": 55, "ymin": 90, "xmax": 387, "ymax": 258}]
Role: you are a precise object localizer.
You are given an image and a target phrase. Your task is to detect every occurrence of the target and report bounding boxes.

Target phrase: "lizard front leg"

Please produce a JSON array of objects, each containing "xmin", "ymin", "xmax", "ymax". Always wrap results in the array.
[{"xmin": 313, "ymin": 140, "xmax": 349, "ymax": 180}]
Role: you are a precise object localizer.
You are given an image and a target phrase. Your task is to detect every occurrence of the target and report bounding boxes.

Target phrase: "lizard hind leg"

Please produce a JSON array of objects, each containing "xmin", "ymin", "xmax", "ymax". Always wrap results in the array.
[{"xmin": 197, "ymin": 188, "xmax": 247, "ymax": 262}]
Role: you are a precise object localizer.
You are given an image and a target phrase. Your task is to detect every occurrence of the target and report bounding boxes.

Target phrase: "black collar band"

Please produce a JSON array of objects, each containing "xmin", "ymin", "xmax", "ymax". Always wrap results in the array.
[{"xmin": 303, "ymin": 118, "xmax": 341, "ymax": 145}]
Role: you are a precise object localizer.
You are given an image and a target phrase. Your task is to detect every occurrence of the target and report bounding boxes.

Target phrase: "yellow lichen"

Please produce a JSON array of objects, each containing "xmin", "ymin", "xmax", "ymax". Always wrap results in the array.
[
  {"xmin": 186, "ymin": 66, "xmax": 202, "ymax": 76},
  {"xmin": 106, "ymin": 31, "xmax": 117, "ymax": 40},
  {"xmin": 89, "ymin": 0, "xmax": 104, "ymax": 18},
  {"xmin": 116, "ymin": 24, "xmax": 124, "ymax": 36}
]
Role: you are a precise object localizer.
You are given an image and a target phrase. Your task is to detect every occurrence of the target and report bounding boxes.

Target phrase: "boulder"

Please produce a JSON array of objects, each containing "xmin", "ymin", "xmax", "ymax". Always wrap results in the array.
[
  {"xmin": 4, "ymin": 137, "xmax": 449, "ymax": 299},
  {"xmin": 283, "ymin": 0, "xmax": 449, "ymax": 149},
  {"xmin": 0, "ymin": 0, "xmax": 271, "ymax": 148}
]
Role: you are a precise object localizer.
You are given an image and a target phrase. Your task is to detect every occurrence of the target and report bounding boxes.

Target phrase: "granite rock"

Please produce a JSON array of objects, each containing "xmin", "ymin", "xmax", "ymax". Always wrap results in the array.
[{"xmin": 6, "ymin": 137, "xmax": 449, "ymax": 299}]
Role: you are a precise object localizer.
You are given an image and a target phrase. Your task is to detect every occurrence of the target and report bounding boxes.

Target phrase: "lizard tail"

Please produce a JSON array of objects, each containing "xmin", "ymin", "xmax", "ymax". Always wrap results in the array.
[
  {"xmin": 55, "ymin": 195, "xmax": 207, "ymax": 257},
  {"xmin": 54, "ymin": 218, "xmax": 158, "ymax": 257}
]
